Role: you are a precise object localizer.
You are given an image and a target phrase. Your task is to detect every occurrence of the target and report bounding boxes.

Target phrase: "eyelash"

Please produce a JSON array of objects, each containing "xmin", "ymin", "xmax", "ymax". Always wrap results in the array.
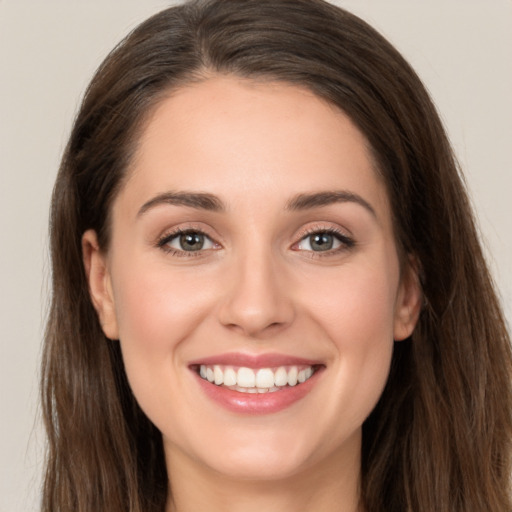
[
  {"xmin": 156, "ymin": 226, "xmax": 355, "ymax": 258},
  {"xmin": 156, "ymin": 228, "xmax": 215, "ymax": 257},
  {"xmin": 293, "ymin": 227, "xmax": 355, "ymax": 257}
]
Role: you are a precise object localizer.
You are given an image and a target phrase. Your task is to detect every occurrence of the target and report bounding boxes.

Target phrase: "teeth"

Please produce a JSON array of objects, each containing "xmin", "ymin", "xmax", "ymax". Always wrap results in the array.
[
  {"xmin": 288, "ymin": 366, "xmax": 298, "ymax": 386},
  {"xmin": 223, "ymin": 367, "xmax": 237, "ymax": 386},
  {"xmin": 274, "ymin": 367, "xmax": 288, "ymax": 386},
  {"xmin": 237, "ymin": 367, "xmax": 256, "ymax": 388},
  {"xmin": 256, "ymin": 368, "xmax": 275, "ymax": 388},
  {"xmin": 214, "ymin": 365, "xmax": 223, "ymax": 385},
  {"xmin": 198, "ymin": 364, "xmax": 317, "ymax": 391}
]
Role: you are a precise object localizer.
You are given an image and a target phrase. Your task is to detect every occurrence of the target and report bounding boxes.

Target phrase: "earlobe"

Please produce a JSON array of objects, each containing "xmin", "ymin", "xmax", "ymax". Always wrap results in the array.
[
  {"xmin": 82, "ymin": 229, "xmax": 119, "ymax": 340},
  {"xmin": 393, "ymin": 257, "xmax": 423, "ymax": 341}
]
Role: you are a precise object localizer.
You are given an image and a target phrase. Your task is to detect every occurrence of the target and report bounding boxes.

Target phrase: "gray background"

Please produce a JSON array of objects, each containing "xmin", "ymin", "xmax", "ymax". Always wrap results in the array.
[{"xmin": 1, "ymin": 1, "xmax": 511, "ymax": 511}]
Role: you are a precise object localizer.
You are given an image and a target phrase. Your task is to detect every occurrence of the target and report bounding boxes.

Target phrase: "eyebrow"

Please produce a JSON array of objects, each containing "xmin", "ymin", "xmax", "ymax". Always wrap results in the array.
[
  {"xmin": 137, "ymin": 189, "xmax": 376, "ymax": 218},
  {"xmin": 137, "ymin": 191, "xmax": 224, "ymax": 217},
  {"xmin": 286, "ymin": 190, "xmax": 376, "ymax": 217}
]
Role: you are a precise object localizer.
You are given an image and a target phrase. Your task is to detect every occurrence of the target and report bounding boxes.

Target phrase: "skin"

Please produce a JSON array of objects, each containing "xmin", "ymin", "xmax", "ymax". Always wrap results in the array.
[{"xmin": 83, "ymin": 75, "xmax": 421, "ymax": 512}]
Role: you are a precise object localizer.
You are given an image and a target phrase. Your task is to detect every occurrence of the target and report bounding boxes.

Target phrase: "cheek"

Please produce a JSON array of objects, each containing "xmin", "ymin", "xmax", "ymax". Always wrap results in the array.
[
  {"xmin": 110, "ymin": 259, "xmax": 220, "ymax": 394},
  {"xmin": 299, "ymin": 259, "xmax": 398, "ymax": 422},
  {"xmin": 108, "ymin": 259, "xmax": 227, "ymax": 442},
  {"xmin": 113, "ymin": 261, "xmax": 215, "ymax": 344},
  {"xmin": 303, "ymin": 259, "xmax": 399, "ymax": 346}
]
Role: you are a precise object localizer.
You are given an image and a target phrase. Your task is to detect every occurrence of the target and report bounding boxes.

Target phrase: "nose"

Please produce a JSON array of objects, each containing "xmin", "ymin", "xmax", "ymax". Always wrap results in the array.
[{"xmin": 217, "ymin": 249, "xmax": 295, "ymax": 338}]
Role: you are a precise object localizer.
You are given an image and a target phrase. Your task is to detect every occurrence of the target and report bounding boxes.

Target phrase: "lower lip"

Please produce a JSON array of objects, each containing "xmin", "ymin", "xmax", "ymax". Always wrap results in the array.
[{"xmin": 193, "ymin": 368, "xmax": 323, "ymax": 414}]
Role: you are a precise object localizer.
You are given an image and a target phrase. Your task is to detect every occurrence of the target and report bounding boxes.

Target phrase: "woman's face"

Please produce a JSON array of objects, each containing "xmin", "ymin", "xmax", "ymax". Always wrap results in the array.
[{"xmin": 84, "ymin": 76, "xmax": 420, "ymax": 481}]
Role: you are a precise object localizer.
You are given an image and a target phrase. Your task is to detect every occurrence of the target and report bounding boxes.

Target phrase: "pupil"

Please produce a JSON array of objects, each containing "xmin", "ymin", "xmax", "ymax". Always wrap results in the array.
[
  {"xmin": 311, "ymin": 233, "xmax": 333, "ymax": 251},
  {"xmin": 180, "ymin": 233, "xmax": 204, "ymax": 251}
]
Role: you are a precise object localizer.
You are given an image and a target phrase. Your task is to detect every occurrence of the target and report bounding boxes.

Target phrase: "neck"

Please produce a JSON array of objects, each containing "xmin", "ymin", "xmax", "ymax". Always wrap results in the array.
[{"xmin": 165, "ymin": 435, "xmax": 363, "ymax": 512}]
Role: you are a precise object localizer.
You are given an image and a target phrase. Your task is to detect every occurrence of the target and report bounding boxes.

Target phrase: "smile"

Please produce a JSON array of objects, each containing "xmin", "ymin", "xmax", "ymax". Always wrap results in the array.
[
  {"xmin": 198, "ymin": 364, "xmax": 316, "ymax": 393},
  {"xmin": 190, "ymin": 355, "xmax": 325, "ymax": 414}
]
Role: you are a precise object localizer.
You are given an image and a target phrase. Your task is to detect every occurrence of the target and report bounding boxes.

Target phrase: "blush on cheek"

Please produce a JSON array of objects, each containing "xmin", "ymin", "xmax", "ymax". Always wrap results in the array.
[
  {"xmin": 308, "ymin": 268, "xmax": 397, "ymax": 337},
  {"xmin": 113, "ymin": 269, "xmax": 195, "ymax": 344}
]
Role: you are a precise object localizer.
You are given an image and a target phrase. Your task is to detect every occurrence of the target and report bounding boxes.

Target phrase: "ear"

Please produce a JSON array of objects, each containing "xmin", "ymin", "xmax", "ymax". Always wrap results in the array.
[
  {"xmin": 82, "ymin": 229, "xmax": 119, "ymax": 340},
  {"xmin": 393, "ymin": 256, "xmax": 423, "ymax": 341}
]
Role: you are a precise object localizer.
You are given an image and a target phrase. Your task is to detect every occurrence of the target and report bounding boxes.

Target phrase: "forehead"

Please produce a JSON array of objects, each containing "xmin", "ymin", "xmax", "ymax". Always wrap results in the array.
[{"xmin": 119, "ymin": 75, "xmax": 390, "ymax": 223}]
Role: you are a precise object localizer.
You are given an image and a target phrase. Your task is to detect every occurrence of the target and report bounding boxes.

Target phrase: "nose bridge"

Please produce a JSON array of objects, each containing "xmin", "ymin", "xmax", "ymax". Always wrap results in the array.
[{"xmin": 218, "ymin": 240, "xmax": 294, "ymax": 336}]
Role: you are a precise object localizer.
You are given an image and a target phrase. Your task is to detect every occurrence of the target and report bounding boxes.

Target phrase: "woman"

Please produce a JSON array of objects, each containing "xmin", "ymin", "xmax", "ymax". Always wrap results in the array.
[{"xmin": 41, "ymin": 0, "xmax": 512, "ymax": 511}]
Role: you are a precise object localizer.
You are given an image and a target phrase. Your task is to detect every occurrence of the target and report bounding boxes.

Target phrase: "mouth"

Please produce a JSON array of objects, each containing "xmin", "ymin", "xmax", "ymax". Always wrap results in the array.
[
  {"xmin": 193, "ymin": 364, "xmax": 320, "ymax": 393},
  {"xmin": 189, "ymin": 354, "xmax": 325, "ymax": 414}
]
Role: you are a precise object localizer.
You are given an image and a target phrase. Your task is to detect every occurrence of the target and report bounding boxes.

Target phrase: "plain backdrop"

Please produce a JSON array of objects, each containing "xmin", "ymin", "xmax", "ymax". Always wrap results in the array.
[{"xmin": 1, "ymin": 1, "xmax": 511, "ymax": 511}]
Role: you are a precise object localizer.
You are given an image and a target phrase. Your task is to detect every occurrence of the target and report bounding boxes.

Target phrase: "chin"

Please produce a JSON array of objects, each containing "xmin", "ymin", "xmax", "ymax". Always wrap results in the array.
[
  {"xmin": 204, "ymin": 446, "xmax": 314, "ymax": 482},
  {"xmin": 171, "ymin": 419, "xmax": 357, "ymax": 483}
]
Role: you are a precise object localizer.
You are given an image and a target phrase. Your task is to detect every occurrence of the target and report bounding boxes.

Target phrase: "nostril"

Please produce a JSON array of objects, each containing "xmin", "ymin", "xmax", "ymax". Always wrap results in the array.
[{"xmin": 216, "ymin": 262, "xmax": 296, "ymax": 336}]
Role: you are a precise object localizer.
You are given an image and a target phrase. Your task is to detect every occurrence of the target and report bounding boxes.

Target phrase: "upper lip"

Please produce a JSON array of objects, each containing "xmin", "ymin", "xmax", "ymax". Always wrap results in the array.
[{"xmin": 188, "ymin": 352, "xmax": 323, "ymax": 369}]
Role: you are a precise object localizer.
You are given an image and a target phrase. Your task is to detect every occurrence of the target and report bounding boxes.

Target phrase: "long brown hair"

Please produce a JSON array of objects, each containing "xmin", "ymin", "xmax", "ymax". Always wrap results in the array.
[{"xmin": 41, "ymin": 1, "xmax": 512, "ymax": 510}]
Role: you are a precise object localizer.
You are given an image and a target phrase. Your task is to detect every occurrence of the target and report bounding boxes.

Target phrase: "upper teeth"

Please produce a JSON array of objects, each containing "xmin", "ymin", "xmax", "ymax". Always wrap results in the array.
[{"xmin": 199, "ymin": 364, "xmax": 314, "ymax": 391}]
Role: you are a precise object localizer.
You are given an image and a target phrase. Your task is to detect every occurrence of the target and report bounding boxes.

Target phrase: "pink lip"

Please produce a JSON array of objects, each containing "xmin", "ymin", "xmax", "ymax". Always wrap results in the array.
[
  {"xmin": 189, "ymin": 352, "xmax": 322, "ymax": 369},
  {"xmin": 189, "ymin": 352, "xmax": 325, "ymax": 415}
]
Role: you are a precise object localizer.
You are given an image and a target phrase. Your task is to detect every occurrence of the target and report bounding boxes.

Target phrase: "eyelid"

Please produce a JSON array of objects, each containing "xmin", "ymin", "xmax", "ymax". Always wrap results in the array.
[{"xmin": 294, "ymin": 221, "xmax": 353, "ymax": 239}]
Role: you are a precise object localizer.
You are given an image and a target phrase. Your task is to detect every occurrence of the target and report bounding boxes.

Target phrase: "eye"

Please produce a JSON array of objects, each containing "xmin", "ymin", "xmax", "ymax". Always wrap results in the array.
[
  {"xmin": 159, "ymin": 230, "xmax": 217, "ymax": 254},
  {"xmin": 295, "ymin": 230, "xmax": 354, "ymax": 253}
]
